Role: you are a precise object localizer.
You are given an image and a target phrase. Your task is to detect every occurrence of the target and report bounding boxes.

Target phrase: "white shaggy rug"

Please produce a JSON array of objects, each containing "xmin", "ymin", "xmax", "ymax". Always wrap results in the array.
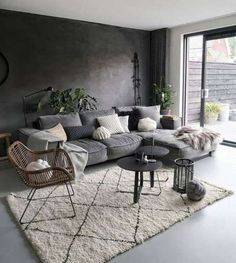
[{"xmin": 7, "ymin": 166, "xmax": 232, "ymax": 263}]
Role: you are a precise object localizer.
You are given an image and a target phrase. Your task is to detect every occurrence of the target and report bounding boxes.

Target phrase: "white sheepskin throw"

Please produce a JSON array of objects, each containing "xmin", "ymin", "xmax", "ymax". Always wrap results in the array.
[
  {"xmin": 26, "ymin": 159, "xmax": 52, "ymax": 183},
  {"xmin": 174, "ymin": 126, "xmax": 223, "ymax": 151},
  {"xmin": 138, "ymin": 117, "xmax": 157, "ymax": 132},
  {"xmin": 93, "ymin": 126, "xmax": 111, "ymax": 140}
]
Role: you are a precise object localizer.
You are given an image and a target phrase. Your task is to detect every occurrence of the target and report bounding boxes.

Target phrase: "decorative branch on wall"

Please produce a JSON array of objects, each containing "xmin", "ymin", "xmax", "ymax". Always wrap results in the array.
[
  {"xmin": 131, "ymin": 52, "xmax": 141, "ymax": 106},
  {"xmin": 0, "ymin": 51, "xmax": 9, "ymax": 85}
]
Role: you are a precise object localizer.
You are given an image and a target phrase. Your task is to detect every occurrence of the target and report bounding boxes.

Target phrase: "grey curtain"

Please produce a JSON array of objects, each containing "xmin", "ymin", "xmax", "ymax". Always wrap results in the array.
[{"xmin": 150, "ymin": 28, "xmax": 168, "ymax": 89}]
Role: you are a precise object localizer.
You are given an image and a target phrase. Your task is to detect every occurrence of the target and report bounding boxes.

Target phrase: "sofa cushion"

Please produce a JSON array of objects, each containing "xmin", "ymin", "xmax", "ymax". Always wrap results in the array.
[
  {"xmin": 100, "ymin": 133, "xmax": 142, "ymax": 160},
  {"xmin": 115, "ymin": 106, "xmax": 134, "ymax": 112},
  {"xmin": 135, "ymin": 105, "xmax": 162, "ymax": 128},
  {"xmin": 97, "ymin": 114, "xmax": 125, "ymax": 134},
  {"xmin": 116, "ymin": 108, "xmax": 140, "ymax": 131},
  {"xmin": 134, "ymin": 129, "xmax": 188, "ymax": 149},
  {"xmin": 64, "ymin": 125, "xmax": 95, "ymax": 140},
  {"xmin": 69, "ymin": 139, "xmax": 108, "ymax": 166},
  {"xmin": 93, "ymin": 127, "xmax": 111, "ymax": 140},
  {"xmin": 133, "ymin": 129, "xmax": 216, "ymax": 163},
  {"xmin": 138, "ymin": 117, "xmax": 157, "ymax": 132},
  {"xmin": 17, "ymin": 128, "xmax": 39, "ymax": 145},
  {"xmin": 118, "ymin": 116, "xmax": 130, "ymax": 133},
  {"xmin": 79, "ymin": 109, "xmax": 115, "ymax": 127},
  {"xmin": 46, "ymin": 123, "xmax": 67, "ymax": 142},
  {"xmin": 38, "ymin": 112, "xmax": 82, "ymax": 130}
]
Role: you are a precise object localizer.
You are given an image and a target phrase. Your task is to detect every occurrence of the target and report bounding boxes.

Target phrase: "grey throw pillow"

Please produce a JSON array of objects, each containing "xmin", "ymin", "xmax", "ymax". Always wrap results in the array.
[
  {"xmin": 118, "ymin": 116, "xmax": 130, "ymax": 133},
  {"xmin": 135, "ymin": 105, "xmax": 162, "ymax": 128},
  {"xmin": 38, "ymin": 112, "xmax": 82, "ymax": 130},
  {"xmin": 79, "ymin": 109, "xmax": 115, "ymax": 127},
  {"xmin": 64, "ymin": 125, "xmax": 95, "ymax": 140}
]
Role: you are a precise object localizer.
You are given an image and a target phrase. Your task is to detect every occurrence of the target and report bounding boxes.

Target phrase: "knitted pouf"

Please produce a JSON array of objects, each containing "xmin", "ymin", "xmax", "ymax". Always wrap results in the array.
[{"xmin": 187, "ymin": 179, "xmax": 206, "ymax": 201}]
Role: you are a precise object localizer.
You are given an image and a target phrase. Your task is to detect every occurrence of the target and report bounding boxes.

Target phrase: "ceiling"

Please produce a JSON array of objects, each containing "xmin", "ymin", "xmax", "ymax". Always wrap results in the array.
[{"xmin": 0, "ymin": 0, "xmax": 236, "ymax": 30}]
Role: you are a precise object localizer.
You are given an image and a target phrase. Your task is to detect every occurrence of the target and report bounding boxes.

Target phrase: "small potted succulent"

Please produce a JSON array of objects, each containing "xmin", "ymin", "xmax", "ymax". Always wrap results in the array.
[{"xmin": 204, "ymin": 102, "xmax": 221, "ymax": 124}]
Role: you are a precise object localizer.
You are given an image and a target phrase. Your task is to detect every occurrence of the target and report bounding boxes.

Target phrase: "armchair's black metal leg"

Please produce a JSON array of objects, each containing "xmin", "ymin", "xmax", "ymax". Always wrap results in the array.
[
  {"xmin": 155, "ymin": 170, "xmax": 169, "ymax": 183},
  {"xmin": 20, "ymin": 188, "xmax": 36, "ymax": 224},
  {"xmin": 65, "ymin": 183, "xmax": 76, "ymax": 217},
  {"xmin": 27, "ymin": 188, "xmax": 34, "ymax": 200},
  {"xmin": 68, "ymin": 181, "xmax": 74, "ymax": 196},
  {"xmin": 158, "ymin": 175, "xmax": 169, "ymax": 183},
  {"xmin": 156, "ymin": 172, "xmax": 162, "ymax": 196}
]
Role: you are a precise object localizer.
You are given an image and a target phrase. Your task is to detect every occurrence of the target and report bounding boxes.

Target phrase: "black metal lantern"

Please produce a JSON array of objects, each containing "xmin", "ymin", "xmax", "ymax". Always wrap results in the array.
[{"xmin": 173, "ymin": 158, "xmax": 194, "ymax": 193}]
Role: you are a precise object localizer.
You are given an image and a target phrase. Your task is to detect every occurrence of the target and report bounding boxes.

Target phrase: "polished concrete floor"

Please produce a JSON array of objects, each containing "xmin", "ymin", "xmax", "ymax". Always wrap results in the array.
[
  {"xmin": 191, "ymin": 120, "xmax": 236, "ymax": 142},
  {"xmin": 0, "ymin": 145, "xmax": 236, "ymax": 263}
]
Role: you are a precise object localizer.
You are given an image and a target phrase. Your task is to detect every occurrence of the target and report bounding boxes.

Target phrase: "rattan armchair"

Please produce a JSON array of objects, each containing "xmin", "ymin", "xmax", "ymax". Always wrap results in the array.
[{"xmin": 8, "ymin": 141, "xmax": 76, "ymax": 224}]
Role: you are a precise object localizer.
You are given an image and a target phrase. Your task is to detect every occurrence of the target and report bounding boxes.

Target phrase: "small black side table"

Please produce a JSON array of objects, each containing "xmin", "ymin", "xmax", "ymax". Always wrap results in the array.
[
  {"xmin": 117, "ymin": 156, "xmax": 162, "ymax": 203},
  {"xmin": 136, "ymin": 145, "xmax": 169, "ymax": 184}
]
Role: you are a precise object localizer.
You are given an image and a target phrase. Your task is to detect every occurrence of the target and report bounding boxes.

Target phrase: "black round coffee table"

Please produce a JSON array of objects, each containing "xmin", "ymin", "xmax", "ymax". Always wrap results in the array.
[
  {"xmin": 136, "ymin": 145, "xmax": 169, "ymax": 158},
  {"xmin": 117, "ymin": 156, "xmax": 162, "ymax": 203}
]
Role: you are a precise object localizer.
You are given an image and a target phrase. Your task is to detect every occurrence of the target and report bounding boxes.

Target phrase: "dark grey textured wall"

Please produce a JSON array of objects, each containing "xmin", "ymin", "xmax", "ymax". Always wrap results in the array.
[{"xmin": 0, "ymin": 9, "xmax": 150, "ymax": 134}]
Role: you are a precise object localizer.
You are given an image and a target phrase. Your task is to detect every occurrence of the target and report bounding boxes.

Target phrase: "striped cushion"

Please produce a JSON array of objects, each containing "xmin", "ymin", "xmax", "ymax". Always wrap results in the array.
[{"xmin": 97, "ymin": 114, "xmax": 125, "ymax": 135}]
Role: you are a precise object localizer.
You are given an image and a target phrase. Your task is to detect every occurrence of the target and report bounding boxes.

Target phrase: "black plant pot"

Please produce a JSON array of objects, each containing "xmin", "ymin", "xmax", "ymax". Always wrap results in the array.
[{"xmin": 160, "ymin": 109, "xmax": 171, "ymax": 115}]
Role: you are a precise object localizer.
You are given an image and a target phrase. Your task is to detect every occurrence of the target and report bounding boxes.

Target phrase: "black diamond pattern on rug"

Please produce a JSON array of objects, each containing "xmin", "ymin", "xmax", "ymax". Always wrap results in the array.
[{"xmin": 7, "ymin": 166, "xmax": 232, "ymax": 263}]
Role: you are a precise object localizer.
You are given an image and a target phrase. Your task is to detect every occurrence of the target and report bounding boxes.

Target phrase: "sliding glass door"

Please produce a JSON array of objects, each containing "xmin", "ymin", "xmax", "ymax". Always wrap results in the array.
[{"xmin": 184, "ymin": 26, "xmax": 236, "ymax": 143}]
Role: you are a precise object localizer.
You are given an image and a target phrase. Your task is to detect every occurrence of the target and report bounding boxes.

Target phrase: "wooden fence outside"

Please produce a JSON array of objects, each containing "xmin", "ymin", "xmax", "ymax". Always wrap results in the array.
[{"xmin": 187, "ymin": 61, "xmax": 236, "ymax": 123}]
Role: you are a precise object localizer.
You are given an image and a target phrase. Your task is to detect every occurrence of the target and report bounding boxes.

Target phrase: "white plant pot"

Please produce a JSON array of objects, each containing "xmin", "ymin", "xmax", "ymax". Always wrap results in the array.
[
  {"xmin": 205, "ymin": 112, "xmax": 218, "ymax": 124},
  {"xmin": 230, "ymin": 110, "xmax": 236, "ymax": 121},
  {"xmin": 219, "ymin": 103, "xmax": 230, "ymax": 122}
]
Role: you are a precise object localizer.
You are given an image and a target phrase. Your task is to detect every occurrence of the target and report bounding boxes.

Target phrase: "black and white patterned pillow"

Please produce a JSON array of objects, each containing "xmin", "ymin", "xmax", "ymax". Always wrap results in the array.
[{"xmin": 64, "ymin": 125, "xmax": 95, "ymax": 140}]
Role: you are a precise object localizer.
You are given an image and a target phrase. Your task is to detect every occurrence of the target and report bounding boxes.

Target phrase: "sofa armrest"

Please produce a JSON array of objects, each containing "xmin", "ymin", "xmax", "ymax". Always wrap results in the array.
[
  {"xmin": 160, "ymin": 116, "xmax": 182, "ymax": 130},
  {"xmin": 17, "ymin": 128, "xmax": 62, "ymax": 150},
  {"xmin": 17, "ymin": 128, "xmax": 40, "ymax": 145}
]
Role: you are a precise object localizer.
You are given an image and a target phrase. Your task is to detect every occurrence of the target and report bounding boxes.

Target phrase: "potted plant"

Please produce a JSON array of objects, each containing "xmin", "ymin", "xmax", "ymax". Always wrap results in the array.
[
  {"xmin": 219, "ymin": 103, "xmax": 230, "ymax": 122},
  {"xmin": 38, "ymin": 88, "xmax": 97, "ymax": 114},
  {"xmin": 152, "ymin": 79, "xmax": 174, "ymax": 115},
  {"xmin": 204, "ymin": 102, "xmax": 221, "ymax": 124}
]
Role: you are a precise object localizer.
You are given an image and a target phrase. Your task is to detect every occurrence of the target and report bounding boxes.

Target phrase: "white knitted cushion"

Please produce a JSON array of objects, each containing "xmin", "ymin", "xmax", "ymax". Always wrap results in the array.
[
  {"xmin": 138, "ymin": 117, "xmax": 157, "ymax": 132},
  {"xmin": 93, "ymin": 126, "xmax": 111, "ymax": 140},
  {"xmin": 46, "ymin": 123, "xmax": 67, "ymax": 142},
  {"xmin": 97, "ymin": 114, "xmax": 125, "ymax": 134}
]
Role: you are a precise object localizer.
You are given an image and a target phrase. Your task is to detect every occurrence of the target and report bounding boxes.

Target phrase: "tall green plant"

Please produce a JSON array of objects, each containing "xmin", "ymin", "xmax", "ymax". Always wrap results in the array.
[
  {"xmin": 152, "ymin": 78, "xmax": 173, "ymax": 110},
  {"xmin": 48, "ymin": 88, "xmax": 97, "ymax": 114}
]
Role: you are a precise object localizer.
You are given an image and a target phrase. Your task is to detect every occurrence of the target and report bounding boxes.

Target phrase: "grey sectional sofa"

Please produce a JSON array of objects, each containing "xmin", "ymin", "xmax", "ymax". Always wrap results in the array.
[{"xmin": 17, "ymin": 107, "xmax": 216, "ymax": 167}]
